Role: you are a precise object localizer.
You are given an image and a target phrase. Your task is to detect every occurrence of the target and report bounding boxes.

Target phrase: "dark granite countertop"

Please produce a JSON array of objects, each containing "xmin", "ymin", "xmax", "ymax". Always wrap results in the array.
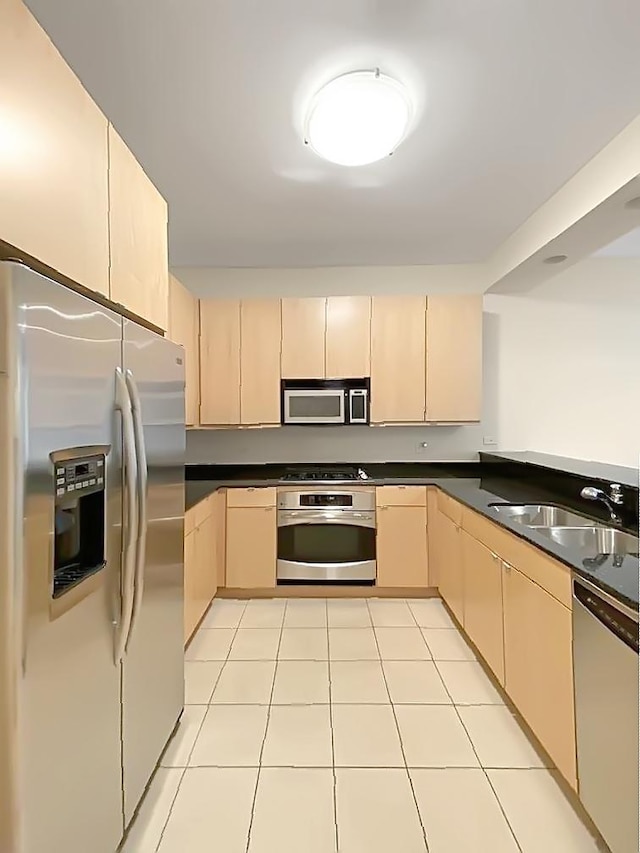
[
  {"xmin": 482, "ymin": 450, "xmax": 638, "ymax": 489},
  {"xmin": 185, "ymin": 464, "xmax": 639, "ymax": 610}
]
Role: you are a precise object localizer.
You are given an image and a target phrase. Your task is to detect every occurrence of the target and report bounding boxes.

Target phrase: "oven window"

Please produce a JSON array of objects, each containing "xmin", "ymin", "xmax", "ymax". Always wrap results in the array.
[
  {"xmin": 278, "ymin": 524, "xmax": 375, "ymax": 565},
  {"xmin": 288, "ymin": 394, "xmax": 342, "ymax": 419}
]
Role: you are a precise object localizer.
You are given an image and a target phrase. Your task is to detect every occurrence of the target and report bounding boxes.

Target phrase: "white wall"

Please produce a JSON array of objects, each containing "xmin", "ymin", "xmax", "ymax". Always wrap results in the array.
[
  {"xmin": 173, "ymin": 264, "xmax": 487, "ymax": 298},
  {"xmin": 182, "ymin": 265, "xmax": 498, "ymax": 464},
  {"xmin": 486, "ymin": 257, "xmax": 640, "ymax": 468}
]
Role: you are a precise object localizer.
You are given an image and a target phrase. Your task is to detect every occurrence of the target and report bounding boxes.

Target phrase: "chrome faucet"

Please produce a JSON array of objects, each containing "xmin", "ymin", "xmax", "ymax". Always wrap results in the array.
[{"xmin": 580, "ymin": 483, "xmax": 624, "ymax": 525}]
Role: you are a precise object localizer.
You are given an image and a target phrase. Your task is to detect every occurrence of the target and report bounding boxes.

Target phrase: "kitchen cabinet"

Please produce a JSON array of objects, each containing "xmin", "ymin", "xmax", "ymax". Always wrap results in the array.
[
  {"xmin": 325, "ymin": 296, "xmax": 371, "ymax": 378},
  {"xmin": 108, "ymin": 125, "xmax": 169, "ymax": 331},
  {"xmin": 184, "ymin": 498, "xmax": 219, "ymax": 644},
  {"xmin": 0, "ymin": 0, "xmax": 110, "ymax": 295},
  {"xmin": 503, "ymin": 562, "xmax": 576, "ymax": 787},
  {"xmin": 213, "ymin": 489, "xmax": 227, "ymax": 588},
  {"xmin": 168, "ymin": 274, "xmax": 200, "ymax": 426},
  {"xmin": 426, "ymin": 295, "xmax": 483, "ymax": 422},
  {"xmin": 370, "ymin": 296, "xmax": 426, "ymax": 423},
  {"xmin": 376, "ymin": 504, "xmax": 428, "ymax": 588},
  {"xmin": 426, "ymin": 489, "xmax": 442, "ymax": 587},
  {"xmin": 240, "ymin": 299, "xmax": 281, "ymax": 425},
  {"xmin": 376, "ymin": 485, "xmax": 427, "ymax": 507},
  {"xmin": 226, "ymin": 504, "xmax": 277, "ymax": 588},
  {"xmin": 461, "ymin": 531, "xmax": 505, "ymax": 684},
  {"xmin": 199, "ymin": 298, "xmax": 241, "ymax": 425},
  {"xmin": 438, "ymin": 511, "xmax": 464, "ymax": 624},
  {"xmin": 281, "ymin": 298, "xmax": 326, "ymax": 379}
]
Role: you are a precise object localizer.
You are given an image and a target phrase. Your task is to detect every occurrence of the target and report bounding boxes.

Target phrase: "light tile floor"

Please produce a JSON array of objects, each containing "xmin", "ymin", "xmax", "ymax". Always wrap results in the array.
[{"xmin": 123, "ymin": 597, "xmax": 604, "ymax": 853}]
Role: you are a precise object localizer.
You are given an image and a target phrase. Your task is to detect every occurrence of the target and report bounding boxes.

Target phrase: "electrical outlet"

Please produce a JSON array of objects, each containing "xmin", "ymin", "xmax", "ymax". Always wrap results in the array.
[{"xmin": 483, "ymin": 436, "xmax": 497, "ymax": 446}]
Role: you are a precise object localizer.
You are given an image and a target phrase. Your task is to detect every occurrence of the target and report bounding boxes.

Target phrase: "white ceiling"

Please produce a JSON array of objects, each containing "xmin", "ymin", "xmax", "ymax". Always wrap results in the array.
[
  {"xmin": 594, "ymin": 226, "xmax": 640, "ymax": 257},
  {"xmin": 26, "ymin": 0, "xmax": 640, "ymax": 268}
]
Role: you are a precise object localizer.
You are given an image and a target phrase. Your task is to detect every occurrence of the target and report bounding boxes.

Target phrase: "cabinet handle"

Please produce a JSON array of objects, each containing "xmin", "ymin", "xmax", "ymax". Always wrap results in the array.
[
  {"xmin": 265, "ymin": 506, "xmax": 274, "ymax": 512},
  {"xmin": 503, "ymin": 561, "xmax": 512, "ymax": 572},
  {"xmin": 455, "ymin": 524, "xmax": 461, "ymax": 533},
  {"xmin": 491, "ymin": 552, "xmax": 499, "ymax": 561},
  {"xmin": 379, "ymin": 505, "xmax": 388, "ymax": 511}
]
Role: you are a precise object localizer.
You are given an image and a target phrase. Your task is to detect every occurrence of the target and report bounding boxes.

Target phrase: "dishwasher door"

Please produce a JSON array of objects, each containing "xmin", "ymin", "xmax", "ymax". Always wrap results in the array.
[{"xmin": 573, "ymin": 576, "xmax": 639, "ymax": 853}]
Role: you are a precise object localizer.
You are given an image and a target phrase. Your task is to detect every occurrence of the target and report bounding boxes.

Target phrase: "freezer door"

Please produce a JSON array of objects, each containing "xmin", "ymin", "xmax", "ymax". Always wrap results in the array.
[
  {"xmin": 121, "ymin": 319, "xmax": 185, "ymax": 824},
  {"xmin": 8, "ymin": 264, "xmax": 124, "ymax": 853}
]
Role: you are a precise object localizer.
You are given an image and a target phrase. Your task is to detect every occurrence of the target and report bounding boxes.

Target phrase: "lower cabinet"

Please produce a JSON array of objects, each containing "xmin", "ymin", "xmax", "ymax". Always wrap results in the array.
[
  {"xmin": 376, "ymin": 505, "xmax": 428, "ymax": 587},
  {"xmin": 461, "ymin": 531, "xmax": 505, "ymax": 684},
  {"xmin": 438, "ymin": 512, "xmax": 464, "ymax": 624},
  {"xmin": 226, "ymin": 505, "xmax": 277, "ymax": 588},
  {"xmin": 184, "ymin": 496, "xmax": 222, "ymax": 644},
  {"xmin": 503, "ymin": 562, "xmax": 577, "ymax": 787}
]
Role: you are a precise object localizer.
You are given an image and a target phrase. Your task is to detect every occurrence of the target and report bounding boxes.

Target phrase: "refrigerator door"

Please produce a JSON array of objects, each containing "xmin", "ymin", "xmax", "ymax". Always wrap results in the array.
[
  {"xmin": 8, "ymin": 264, "xmax": 125, "ymax": 853},
  {"xmin": 121, "ymin": 318, "xmax": 185, "ymax": 824}
]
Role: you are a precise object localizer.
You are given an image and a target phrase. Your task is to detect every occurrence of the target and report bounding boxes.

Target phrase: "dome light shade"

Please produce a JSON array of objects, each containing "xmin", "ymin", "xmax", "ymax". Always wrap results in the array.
[{"xmin": 304, "ymin": 70, "xmax": 412, "ymax": 166}]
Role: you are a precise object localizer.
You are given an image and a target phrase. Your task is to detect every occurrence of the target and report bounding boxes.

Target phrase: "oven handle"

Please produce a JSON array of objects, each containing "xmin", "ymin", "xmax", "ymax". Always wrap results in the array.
[{"xmin": 278, "ymin": 510, "xmax": 376, "ymax": 528}]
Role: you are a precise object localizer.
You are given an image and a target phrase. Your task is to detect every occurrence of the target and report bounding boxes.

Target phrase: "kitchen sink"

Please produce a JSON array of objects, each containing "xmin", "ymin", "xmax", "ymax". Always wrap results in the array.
[
  {"xmin": 490, "ymin": 504, "xmax": 594, "ymax": 527},
  {"xmin": 529, "ymin": 525, "xmax": 639, "ymax": 557}
]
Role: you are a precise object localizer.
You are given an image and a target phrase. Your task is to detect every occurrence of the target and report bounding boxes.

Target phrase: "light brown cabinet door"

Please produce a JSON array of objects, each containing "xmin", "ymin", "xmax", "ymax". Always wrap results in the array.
[
  {"xmin": 376, "ymin": 505, "xmax": 428, "ymax": 587},
  {"xmin": 108, "ymin": 125, "xmax": 169, "ymax": 330},
  {"xmin": 226, "ymin": 507, "xmax": 277, "ymax": 588},
  {"xmin": 241, "ymin": 299, "xmax": 281, "ymax": 424},
  {"xmin": 168, "ymin": 274, "xmax": 199, "ymax": 426},
  {"xmin": 370, "ymin": 296, "xmax": 426, "ymax": 423},
  {"xmin": 0, "ymin": 0, "xmax": 110, "ymax": 294},
  {"xmin": 281, "ymin": 297, "xmax": 326, "ymax": 379},
  {"xmin": 438, "ymin": 513, "xmax": 464, "ymax": 624},
  {"xmin": 503, "ymin": 563, "xmax": 576, "ymax": 787},
  {"xmin": 426, "ymin": 295, "xmax": 482, "ymax": 422},
  {"xmin": 197, "ymin": 513, "xmax": 217, "ymax": 608},
  {"xmin": 326, "ymin": 296, "xmax": 371, "ymax": 378},
  {"xmin": 213, "ymin": 490, "xmax": 227, "ymax": 588},
  {"xmin": 200, "ymin": 299, "xmax": 241, "ymax": 425},
  {"xmin": 461, "ymin": 531, "xmax": 505, "ymax": 684},
  {"xmin": 184, "ymin": 528, "xmax": 200, "ymax": 644}
]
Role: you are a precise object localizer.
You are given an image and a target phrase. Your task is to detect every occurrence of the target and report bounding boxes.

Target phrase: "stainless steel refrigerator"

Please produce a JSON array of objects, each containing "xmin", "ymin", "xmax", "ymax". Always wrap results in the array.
[{"xmin": 0, "ymin": 262, "xmax": 185, "ymax": 853}]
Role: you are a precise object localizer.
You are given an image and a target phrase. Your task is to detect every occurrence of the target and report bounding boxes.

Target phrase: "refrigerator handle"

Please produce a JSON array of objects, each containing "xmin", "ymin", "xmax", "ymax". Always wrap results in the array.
[
  {"xmin": 114, "ymin": 368, "xmax": 138, "ymax": 664},
  {"xmin": 124, "ymin": 369, "xmax": 148, "ymax": 651}
]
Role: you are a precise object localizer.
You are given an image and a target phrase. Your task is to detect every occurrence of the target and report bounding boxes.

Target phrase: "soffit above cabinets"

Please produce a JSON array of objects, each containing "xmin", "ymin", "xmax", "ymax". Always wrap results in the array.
[{"xmin": 26, "ymin": 0, "xmax": 640, "ymax": 268}]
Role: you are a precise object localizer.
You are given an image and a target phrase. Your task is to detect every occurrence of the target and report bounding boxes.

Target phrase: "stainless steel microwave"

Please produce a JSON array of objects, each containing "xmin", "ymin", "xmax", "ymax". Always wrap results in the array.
[{"xmin": 281, "ymin": 379, "xmax": 370, "ymax": 426}]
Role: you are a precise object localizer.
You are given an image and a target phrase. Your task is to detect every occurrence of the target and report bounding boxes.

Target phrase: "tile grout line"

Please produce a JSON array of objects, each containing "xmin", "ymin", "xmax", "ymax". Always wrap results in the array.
[
  {"xmin": 152, "ymin": 766, "xmax": 188, "ymax": 853},
  {"xmin": 243, "ymin": 601, "xmax": 286, "ymax": 853},
  {"xmin": 326, "ymin": 598, "xmax": 340, "ymax": 853},
  {"xmin": 156, "ymin": 599, "xmax": 249, "ymax": 851},
  {"xmin": 426, "ymin": 607, "xmax": 524, "ymax": 853},
  {"xmin": 367, "ymin": 598, "xmax": 431, "ymax": 853}
]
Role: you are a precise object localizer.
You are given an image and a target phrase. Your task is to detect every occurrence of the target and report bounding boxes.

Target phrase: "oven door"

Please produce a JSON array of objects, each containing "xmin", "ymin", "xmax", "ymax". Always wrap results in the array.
[
  {"xmin": 277, "ymin": 510, "xmax": 376, "ymax": 582},
  {"xmin": 283, "ymin": 388, "xmax": 345, "ymax": 425}
]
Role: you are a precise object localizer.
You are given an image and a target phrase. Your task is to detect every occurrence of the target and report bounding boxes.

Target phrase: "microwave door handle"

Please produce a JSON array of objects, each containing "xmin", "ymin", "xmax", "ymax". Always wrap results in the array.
[
  {"xmin": 114, "ymin": 368, "xmax": 138, "ymax": 664},
  {"xmin": 124, "ymin": 370, "xmax": 148, "ymax": 652}
]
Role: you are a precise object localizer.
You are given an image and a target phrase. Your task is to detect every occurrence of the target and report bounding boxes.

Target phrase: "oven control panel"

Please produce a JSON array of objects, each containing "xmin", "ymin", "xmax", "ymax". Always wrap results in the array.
[
  {"xmin": 55, "ymin": 454, "xmax": 105, "ymax": 502},
  {"xmin": 300, "ymin": 494, "xmax": 353, "ymax": 507}
]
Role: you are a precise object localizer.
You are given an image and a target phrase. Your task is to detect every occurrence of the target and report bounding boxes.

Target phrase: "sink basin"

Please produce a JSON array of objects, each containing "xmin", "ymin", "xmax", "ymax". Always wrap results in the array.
[
  {"xmin": 530, "ymin": 526, "xmax": 639, "ymax": 557},
  {"xmin": 490, "ymin": 504, "xmax": 594, "ymax": 527}
]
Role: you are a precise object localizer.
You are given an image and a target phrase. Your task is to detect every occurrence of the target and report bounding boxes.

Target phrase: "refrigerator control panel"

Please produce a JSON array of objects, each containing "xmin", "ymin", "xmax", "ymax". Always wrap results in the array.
[{"xmin": 55, "ymin": 454, "xmax": 105, "ymax": 501}]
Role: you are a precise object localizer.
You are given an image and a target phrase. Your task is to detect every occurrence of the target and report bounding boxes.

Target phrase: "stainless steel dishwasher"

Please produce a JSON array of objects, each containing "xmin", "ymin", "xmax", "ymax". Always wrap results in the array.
[{"xmin": 572, "ymin": 574, "xmax": 639, "ymax": 853}]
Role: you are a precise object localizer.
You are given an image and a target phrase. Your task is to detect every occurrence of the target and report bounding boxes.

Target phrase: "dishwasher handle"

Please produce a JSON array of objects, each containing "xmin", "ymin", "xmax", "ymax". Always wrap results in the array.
[{"xmin": 573, "ymin": 577, "xmax": 639, "ymax": 654}]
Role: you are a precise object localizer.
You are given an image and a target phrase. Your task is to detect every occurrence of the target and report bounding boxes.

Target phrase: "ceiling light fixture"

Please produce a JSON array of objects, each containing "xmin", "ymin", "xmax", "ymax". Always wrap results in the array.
[
  {"xmin": 543, "ymin": 254, "xmax": 568, "ymax": 265},
  {"xmin": 304, "ymin": 70, "xmax": 412, "ymax": 167}
]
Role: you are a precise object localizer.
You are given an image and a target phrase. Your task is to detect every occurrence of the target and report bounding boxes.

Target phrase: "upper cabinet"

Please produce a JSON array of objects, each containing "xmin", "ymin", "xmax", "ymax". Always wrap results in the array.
[
  {"xmin": 326, "ymin": 296, "xmax": 371, "ymax": 378},
  {"xmin": 370, "ymin": 296, "xmax": 427, "ymax": 423},
  {"xmin": 426, "ymin": 295, "xmax": 482, "ymax": 422},
  {"xmin": 281, "ymin": 298, "xmax": 326, "ymax": 379},
  {"xmin": 168, "ymin": 274, "xmax": 200, "ymax": 426},
  {"xmin": 200, "ymin": 299, "xmax": 241, "ymax": 425},
  {"xmin": 108, "ymin": 125, "xmax": 169, "ymax": 331},
  {"xmin": 0, "ymin": 0, "xmax": 110, "ymax": 294},
  {"xmin": 240, "ymin": 299, "xmax": 282, "ymax": 425}
]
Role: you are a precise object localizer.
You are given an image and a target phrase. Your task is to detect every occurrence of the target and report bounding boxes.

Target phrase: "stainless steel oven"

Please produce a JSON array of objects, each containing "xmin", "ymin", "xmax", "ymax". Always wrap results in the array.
[
  {"xmin": 277, "ymin": 489, "xmax": 376, "ymax": 583},
  {"xmin": 281, "ymin": 378, "xmax": 369, "ymax": 425}
]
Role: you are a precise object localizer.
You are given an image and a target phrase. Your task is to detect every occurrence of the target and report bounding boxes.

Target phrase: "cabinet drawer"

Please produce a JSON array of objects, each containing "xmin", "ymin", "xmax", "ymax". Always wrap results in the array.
[
  {"xmin": 227, "ymin": 487, "xmax": 277, "ymax": 508},
  {"xmin": 462, "ymin": 507, "xmax": 571, "ymax": 608},
  {"xmin": 437, "ymin": 491, "xmax": 463, "ymax": 526},
  {"xmin": 376, "ymin": 485, "xmax": 427, "ymax": 507}
]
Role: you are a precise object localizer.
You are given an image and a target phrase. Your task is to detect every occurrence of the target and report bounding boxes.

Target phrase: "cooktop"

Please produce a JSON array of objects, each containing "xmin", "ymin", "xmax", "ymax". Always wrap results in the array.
[{"xmin": 280, "ymin": 466, "xmax": 369, "ymax": 482}]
